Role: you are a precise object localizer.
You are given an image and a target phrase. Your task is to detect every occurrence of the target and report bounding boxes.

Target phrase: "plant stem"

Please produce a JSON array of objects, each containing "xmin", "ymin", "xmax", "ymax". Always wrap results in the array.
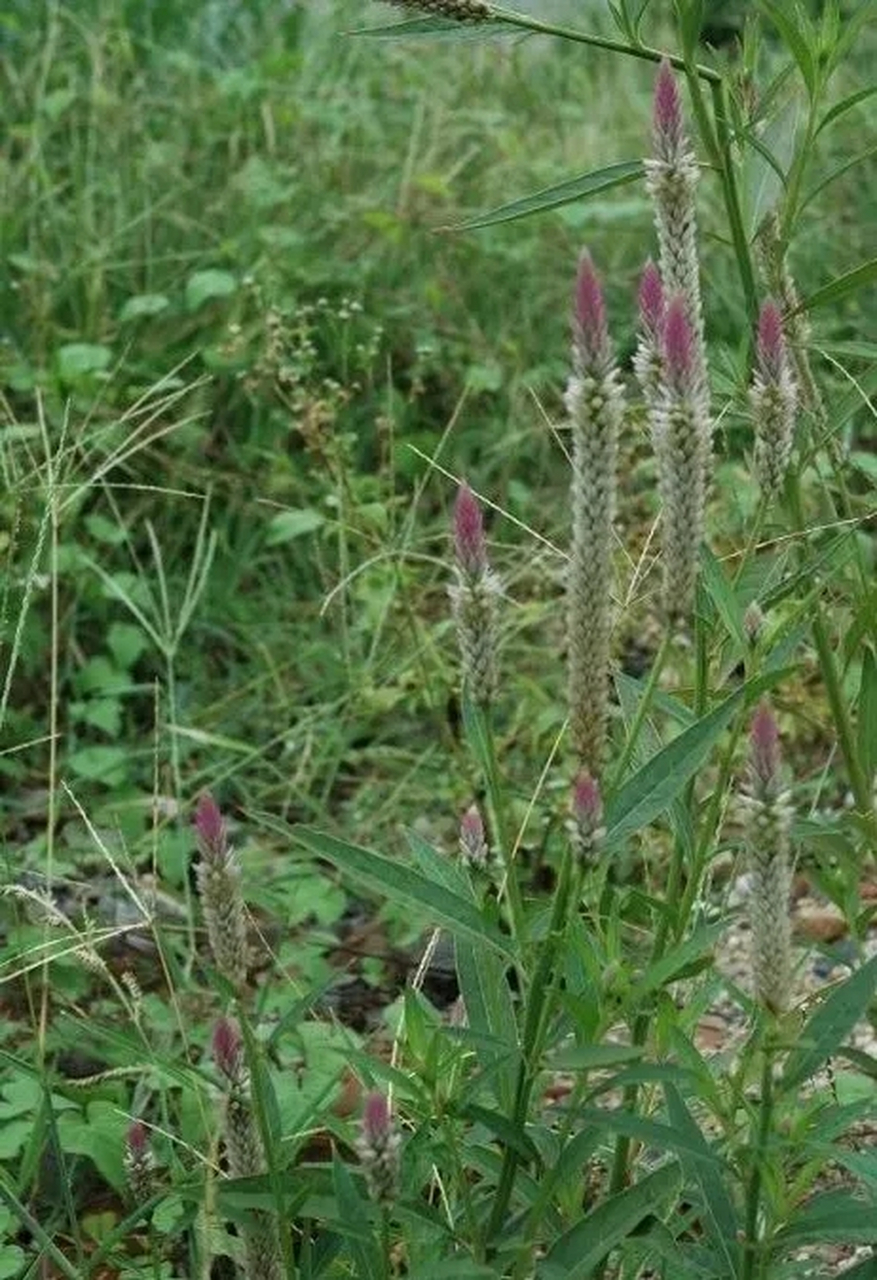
[
  {"xmin": 742, "ymin": 1046, "xmax": 775, "ymax": 1280},
  {"xmin": 488, "ymin": 7, "xmax": 720, "ymax": 81},
  {"xmin": 607, "ymin": 600, "xmax": 711, "ymax": 1205},
  {"xmin": 381, "ymin": 1205, "xmax": 392, "ymax": 1280},
  {"xmin": 608, "ymin": 630, "xmax": 672, "ymax": 793},
  {"xmin": 708, "ymin": 78, "xmax": 758, "ymax": 322},
  {"xmin": 786, "ymin": 477, "xmax": 876, "ymax": 831},
  {"xmin": 484, "ymin": 843, "xmax": 576, "ymax": 1247}
]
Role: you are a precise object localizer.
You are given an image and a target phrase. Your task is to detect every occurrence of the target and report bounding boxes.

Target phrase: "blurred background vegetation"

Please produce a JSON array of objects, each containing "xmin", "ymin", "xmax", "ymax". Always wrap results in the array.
[{"xmin": 1, "ymin": 0, "xmax": 875, "ymax": 880}]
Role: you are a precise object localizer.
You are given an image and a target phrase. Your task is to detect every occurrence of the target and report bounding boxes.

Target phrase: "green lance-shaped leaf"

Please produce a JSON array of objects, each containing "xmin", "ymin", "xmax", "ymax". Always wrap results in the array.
[{"xmin": 445, "ymin": 161, "xmax": 644, "ymax": 230}]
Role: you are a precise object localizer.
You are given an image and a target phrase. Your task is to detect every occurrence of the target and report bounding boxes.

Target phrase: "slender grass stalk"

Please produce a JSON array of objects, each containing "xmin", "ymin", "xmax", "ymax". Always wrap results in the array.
[
  {"xmin": 606, "ymin": 597, "xmax": 709, "ymax": 1211},
  {"xmin": 607, "ymin": 630, "xmax": 672, "ymax": 790},
  {"xmin": 485, "ymin": 7, "xmax": 721, "ymax": 84},
  {"xmin": 786, "ymin": 477, "xmax": 875, "ymax": 827},
  {"xmin": 742, "ymin": 1043, "xmax": 776, "ymax": 1280},
  {"xmin": 484, "ymin": 840, "xmax": 576, "ymax": 1248}
]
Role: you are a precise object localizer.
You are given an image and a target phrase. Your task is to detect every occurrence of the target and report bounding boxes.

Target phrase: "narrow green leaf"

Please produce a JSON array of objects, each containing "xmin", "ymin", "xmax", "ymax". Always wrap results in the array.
[
  {"xmin": 775, "ymin": 1191, "xmax": 877, "ymax": 1246},
  {"xmin": 664, "ymin": 1085, "xmax": 740, "ymax": 1274},
  {"xmin": 802, "ymin": 143, "xmax": 877, "ymax": 211},
  {"xmin": 573, "ymin": 1107, "xmax": 729, "ymax": 1167},
  {"xmin": 0, "ymin": 1173, "xmax": 81, "ymax": 1280},
  {"xmin": 629, "ymin": 921, "xmax": 726, "ymax": 1003},
  {"xmin": 446, "ymin": 161, "xmax": 643, "ymax": 231},
  {"xmin": 286, "ymin": 824, "xmax": 516, "ymax": 961},
  {"xmin": 550, "ymin": 1044, "xmax": 644, "ymax": 1071},
  {"xmin": 455, "ymin": 938, "xmax": 519, "ymax": 1110},
  {"xmin": 604, "ymin": 684, "xmax": 747, "ymax": 848},
  {"xmin": 539, "ymin": 1163, "xmax": 681, "ymax": 1278},
  {"xmin": 816, "ymin": 84, "xmax": 877, "ymax": 136},
  {"xmin": 797, "ymin": 257, "xmax": 877, "ymax": 314},
  {"xmin": 459, "ymin": 1103, "xmax": 539, "ymax": 1161},
  {"xmin": 757, "ymin": 0, "xmax": 817, "ymax": 97},
  {"xmin": 674, "ymin": 0, "xmax": 704, "ymax": 56},
  {"xmin": 348, "ymin": 16, "xmax": 517, "ymax": 39},
  {"xmin": 331, "ymin": 1156, "xmax": 381, "ymax": 1279},
  {"xmin": 701, "ymin": 545, "xmax": 745, "ymax": 648},
  {"xmin": 858, "ymin": 647, "xmax": 877, "ymax": 782},
  {"xmin": 783, "ymin": 953, "xmax": 877, "ymax": 1089}
]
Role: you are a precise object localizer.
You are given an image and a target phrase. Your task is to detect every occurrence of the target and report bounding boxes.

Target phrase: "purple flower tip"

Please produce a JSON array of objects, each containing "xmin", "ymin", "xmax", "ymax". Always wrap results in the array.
[
  {"xmin": 757, "ymin": 299, "xmax": 785, "ymax": 379},
  {"xmin": 454, "ymin": 481, "xmax": 486, "ymax": 577},
  {"xmin": 573, "ymin": 252, "xmax": 608, "ymax": 359},
  {"xmin": 127, "ymin": 1120, "xmax": 148, "ymax": 1158},
  {"xmin": 459, "ymin": 804, "xmax": 488, "ymax": 866},
  {"xmin": 654, "ymin": 58, "xmax": 682, "ymax": 148},
  {"xmin": 663, "ymin": 295, "xmax": 694, "ymax": 389},
  {"xmin": 750, "ymin": 700, "xmax": 781, "ymax": 790},
  {"xmin": 572, "ymin": 771, "xmax": 602, "ymax": 825},
  {"xmin": 212, "ymin": 1016, "xmax": 242, "ymax": 1082},
  {"xmin": 194, "ymin": 793, "xmax": 225, "ymax": 853},
  {"xmin": 363, "ymin": 1092, "xmax": 391, "ymax": 1145},
  {"xmin": 638, "ymin": 260, "xmax": 665, "ymax": 336}
]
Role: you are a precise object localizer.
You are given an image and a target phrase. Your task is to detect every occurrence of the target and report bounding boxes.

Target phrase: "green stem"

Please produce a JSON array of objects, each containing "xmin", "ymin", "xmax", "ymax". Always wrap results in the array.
[
  {"xmin": 708, "ymin": 78, "xmax": 758, "ymax": 322},
  {"xmin": 381, "ymin": 1205, "xmax": 392, "ymax": 1280},
  {"xmin": 786, "ymin": 478, "xmax": 875, "ymax": 825},
  {"xmin": 608, "ymin": 630, "xmax": 672, "ymax": 793},
  {"xmin": 607, "ymin": 602, "xmax": 711, "ymax": 1204},
  {"xmin": 488, "ymin": 7, "xmax": 720, "ymax": 81},
  {"xmin": 484, "ymin": 845, "xmax": 576, "ymax": 1247},
  {"xmin": 742, "ymin": 1046, "xmax": 775, "ymax": 1280},
  {"xmin": 466, "ymin": 699, "xmax": 527, "ymax": 954}
]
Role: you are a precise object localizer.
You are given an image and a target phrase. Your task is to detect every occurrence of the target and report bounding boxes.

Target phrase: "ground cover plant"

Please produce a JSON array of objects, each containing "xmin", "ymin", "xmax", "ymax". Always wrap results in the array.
[{"xmin": 1, "ymin": 0, "xmax": 877, "ymax": 1276}]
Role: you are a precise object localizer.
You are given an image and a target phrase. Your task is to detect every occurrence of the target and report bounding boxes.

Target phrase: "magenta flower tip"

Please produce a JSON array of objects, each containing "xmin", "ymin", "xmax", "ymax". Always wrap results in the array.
[
  {"xmin": 757, "ymin": 299, "xmax": 785, "ymax": 378},
  {"xmin": 654, "ymin": 58, "xmax": 682, "ymax": 144},
  {"xmin": 638, "ymin": 260, "xmax": 665, "ymax": 336},
  {"xmin": 195, "ymin": 792, "xmax": 225, "ymax": 850},
  {"xmin": 574, "ymin": 252, "xmax": 607, "ymax": 351},
  {"xmin": 572, "ymin": 770, "xmax": 602, "ymax": 825},
  {"xmin": 663, "ymin": 295, "xmax": 694, "ymax": 386},
  {"xmin": 212, "ymin": 1016, "xmax": 242, "ymax": 1081},
  {"xmin": 127, "ymin": 1120, "xmax": 148, "ymax": 1157},
  {"xmin": 459, "ymin": 804, "xmax": 488, "ymax": 866},
  {"xmin": 751, "ymin": 699, "xmax": 781, "ymax": 789},
  {"xmin": 363, "ymin": 1091, "xmax": 391, "ymax": 1144},
  {"xmin": 454, "ymin": 481, "xmax": 486, "ymax": 576}
]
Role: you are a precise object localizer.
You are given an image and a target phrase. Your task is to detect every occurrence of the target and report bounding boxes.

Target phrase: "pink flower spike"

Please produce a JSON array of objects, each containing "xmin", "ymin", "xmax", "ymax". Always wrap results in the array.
[
  {"xmin": 572, "ymin": 771, "xmax": 602, "ymax": 828},
  {"xmin": 362, "ymin": 1092, "xmax": 392, "ymax": 1147},
  {"xmin": 573, "ymin": 252, "xmax": 608, "ymax": 365},
  {"xmin": 454, "ymin": 482, "xmax": 486, "ymax": 577},
  {"xmin": 638, "ymin": 260, "xmax": 665, "ymax": 337},
  {"xmin": 750, "ymin": 700, "xmax": 781, "ymax": 793},
  {"xmin": 212, "ymin": 1016, "xmax": 243, "ymax": 1083},
  {"xmin": 459, "ymin": 804, "xmax": 488, "ymax": 866},
  {"xmin": 663, "ymin": 295, "xmax": 695, "ymax": 393},
  {"xmin": 195, "ymin": 793, "xmax": 225, "ymax": 855},
  {"xmin": 757, "ymin": 299, "xmax": 785, "ymax": 380},
  {"xmin": 653, "ymin": 58, "xmax": 684, "ymax": 160},
  {"xmin": 127, "ymin": 1120, "xmax": 148, "ymax": 1159}
]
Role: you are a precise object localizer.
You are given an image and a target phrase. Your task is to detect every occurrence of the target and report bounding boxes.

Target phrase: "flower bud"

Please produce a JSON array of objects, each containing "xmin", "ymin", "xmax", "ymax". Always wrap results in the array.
[
  {"xmin": 569, "ymin": 771, "xmax": 604, "ymax": 863},
  {"xmin": 454, "ymin": 482, "xmax": 487, "ymax": 578},
  {"xmin": 459, "ymin": 805, "xmax": 489, "ymax": 867},
  {"xmin": 739, "ymin": 699, "xmax": 795, "ymax": 1015},
  {"xmin": 357, "ymin": 1092, "xmax": 401, "ymax": 1204},
  {"xmin": 124, "ymin": 1120, "xmax": 154, "ymax": 1206},
  {"xmin": 194, "ymin": 795, "xmax": 249, "ymax": 989}
]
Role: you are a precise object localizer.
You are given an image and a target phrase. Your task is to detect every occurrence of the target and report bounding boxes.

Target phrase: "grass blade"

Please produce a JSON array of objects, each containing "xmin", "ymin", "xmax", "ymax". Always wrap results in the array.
[
  {"xmin": 539, "ymin": 1163, "xmax": 680, "ymax": 1278},
  {"xmin": 783, "ymin": 953, "xmax": 877, "ymax": 1089},
  {"xmin": 446, "ymin": 161, "xmax": 643, "ymax": 230},
  {"xmin": 285, "ymin": 823, "xmax": 517, "ymax": 961}
]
